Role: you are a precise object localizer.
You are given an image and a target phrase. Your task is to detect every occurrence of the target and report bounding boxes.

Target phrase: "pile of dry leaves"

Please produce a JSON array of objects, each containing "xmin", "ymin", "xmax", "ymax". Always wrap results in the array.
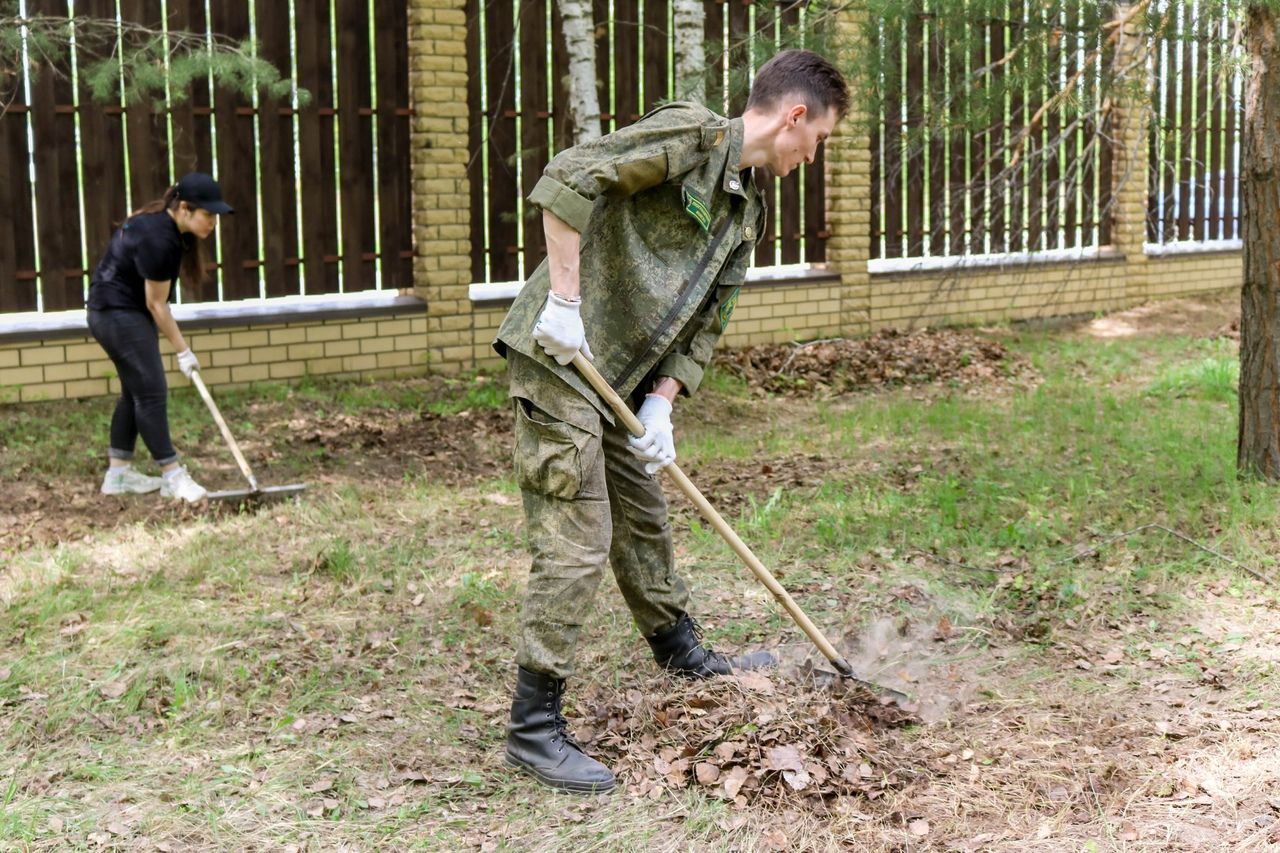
[
  {"xmin": 714, "ymin": 328, "xmax": 1035, "ymax": 397},
  {"xmin": 574, "ymin": 672, "xmax": 918, "ymax": 810}
]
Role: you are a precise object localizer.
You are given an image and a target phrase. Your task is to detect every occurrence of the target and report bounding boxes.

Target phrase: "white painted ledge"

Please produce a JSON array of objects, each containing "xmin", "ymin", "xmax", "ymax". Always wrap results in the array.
[
  {"xmin": 1143, "ymin": 239, "xmax": 1242, "ymax": 256},
  {"xmin": 0, "ymin": 289, "xmax": 424, "ymax": 343},
  {"xmin": 868, "ymin": 245, "xmax": 1122, "ymax": 275},
  {"xmin": 468, "ymin": 263, "xmax": 838, "ymax": 305}
]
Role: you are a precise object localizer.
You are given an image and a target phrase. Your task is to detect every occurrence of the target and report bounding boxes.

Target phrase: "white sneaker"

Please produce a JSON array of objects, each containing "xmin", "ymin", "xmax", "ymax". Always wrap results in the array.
[
  {"xmin": 101, "ymin": 466, "xmax": 164, "ymax": 495},
  {"xmin": 160, "ymin": 466, "xmax": 208, "ymax": 503}
]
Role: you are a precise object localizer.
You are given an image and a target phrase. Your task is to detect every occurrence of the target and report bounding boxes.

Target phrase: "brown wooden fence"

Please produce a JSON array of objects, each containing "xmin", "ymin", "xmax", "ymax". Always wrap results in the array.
[
  {"xmin": 870, "ymin": 1, "xmax": 1114, "ymax": 260},
  {"xmin": 0, "ymin": 0, "xmax": 412, "ymax": 315},
  {"xmin": 1147, "ymin": 0, "xmax": 1240, "ymax": 244},
  {"xmin": 465, "ymin": 0, "xmax": 829, "ymax": 284}
]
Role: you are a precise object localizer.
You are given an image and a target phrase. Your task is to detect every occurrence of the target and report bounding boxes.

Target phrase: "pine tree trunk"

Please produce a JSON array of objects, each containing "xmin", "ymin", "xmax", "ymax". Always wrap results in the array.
[
  {"xmin": 672, "ymin": 0, "xmax": 706, "ymax": 105},
  {"xmin": 1238, "ymin": 7, "xmax": 1280, "ymax": 477},
  {"xmin": 557, "ymin": 0, "xmax": 602, "ymax": 144}
]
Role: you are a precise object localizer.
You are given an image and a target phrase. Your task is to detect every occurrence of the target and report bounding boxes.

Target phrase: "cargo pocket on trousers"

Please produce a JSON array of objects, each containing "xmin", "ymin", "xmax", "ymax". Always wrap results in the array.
[{"xmin": 513, "ymin": 398, "xmax": 585, "ymax": 500}]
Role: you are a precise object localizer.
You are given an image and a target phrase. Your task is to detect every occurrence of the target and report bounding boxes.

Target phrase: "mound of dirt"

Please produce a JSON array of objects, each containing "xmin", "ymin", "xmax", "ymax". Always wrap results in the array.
[
  {"xmin": 714, "ymin": 329, "xmax": 1036, "ymax": 397},
  {"xmin": 576, "ymin": 673, "xmax": 918, "ymax": 810}
]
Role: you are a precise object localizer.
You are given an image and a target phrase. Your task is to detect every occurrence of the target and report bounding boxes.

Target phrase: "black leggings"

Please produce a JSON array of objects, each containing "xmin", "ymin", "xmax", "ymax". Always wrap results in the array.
[{"xmin": 87, "ymin": 308, "xmax": 178, "ymax": 466}]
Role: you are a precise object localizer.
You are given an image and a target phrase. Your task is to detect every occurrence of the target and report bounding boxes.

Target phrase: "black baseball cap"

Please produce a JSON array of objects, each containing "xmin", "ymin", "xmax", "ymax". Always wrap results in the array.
[{"xmin": 174, "ymin": 172, "xmax": 234, "ymax": 215}]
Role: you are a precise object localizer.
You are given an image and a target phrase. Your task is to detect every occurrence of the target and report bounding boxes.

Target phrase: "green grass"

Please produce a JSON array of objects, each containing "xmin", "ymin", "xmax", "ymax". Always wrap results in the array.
[{"xmin": 1, "ymin": 319, "xmax": 1276, "ymax": 849}]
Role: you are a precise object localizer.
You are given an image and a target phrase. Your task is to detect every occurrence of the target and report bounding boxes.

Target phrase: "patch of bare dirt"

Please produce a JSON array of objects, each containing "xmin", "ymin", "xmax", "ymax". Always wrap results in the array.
[
  {"xmin": 714, "ymin": 329, "xmax": 1038, "ymax": 398},
  {"xmin": 1074, "ymin": 288, "xmax": 1238, "ymax": 340}
]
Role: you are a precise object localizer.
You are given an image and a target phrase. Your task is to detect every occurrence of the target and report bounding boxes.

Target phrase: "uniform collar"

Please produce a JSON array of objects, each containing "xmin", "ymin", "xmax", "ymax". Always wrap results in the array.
[
  {"xmin": 680, "ymin": 115, "xmax": 751, "ymax": 209},
  {"xmin": 721, "ymin": 117, "xmax": 750, "ymax": 198}
]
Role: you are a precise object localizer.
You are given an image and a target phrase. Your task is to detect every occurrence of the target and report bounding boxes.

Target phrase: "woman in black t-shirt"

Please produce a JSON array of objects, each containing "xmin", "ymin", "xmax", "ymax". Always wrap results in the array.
[{"xmin": 86, "ymin": 172, "xmax": 233, "ymax": 503}]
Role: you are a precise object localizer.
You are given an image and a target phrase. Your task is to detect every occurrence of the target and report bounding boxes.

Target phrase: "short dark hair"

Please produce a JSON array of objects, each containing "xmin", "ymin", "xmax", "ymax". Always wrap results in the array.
[{"xmin": 747, "ymin": 49, "xmax": 850, "ymax": 120}]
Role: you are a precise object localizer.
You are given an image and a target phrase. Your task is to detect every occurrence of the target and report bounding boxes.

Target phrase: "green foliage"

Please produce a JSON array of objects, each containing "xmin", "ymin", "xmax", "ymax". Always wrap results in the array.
[
  {"xmin": 856, "ymin": 0, "xmax": 1125, "ymax": 140},
  {"xmin": 2, "ymin": 10, "xmax": 308, "ymax": 110},
  {"xmin": 424, "ymin": 375, "xmax": 508, "ymax": 415},
  {"xmin": 848, "ymin": 0, "xmax": 1279, "ymax": 137},
  {"xmin": 317, "ymin": 538, "xmax": 360, "ymax": 583},
  {"xmin": 1145, "ymin": 352, "xmax": 1239, "ymax": 402}
]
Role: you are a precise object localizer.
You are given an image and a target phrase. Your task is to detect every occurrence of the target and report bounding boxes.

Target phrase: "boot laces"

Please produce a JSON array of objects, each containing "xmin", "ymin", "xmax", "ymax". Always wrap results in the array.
[
  {"xmin": 544, "ymin": 692, "xmax": 582, "ymax": 754},
  {"xmin": 687, "ymin": 617, "xmax": 731, "ymax": 668}
]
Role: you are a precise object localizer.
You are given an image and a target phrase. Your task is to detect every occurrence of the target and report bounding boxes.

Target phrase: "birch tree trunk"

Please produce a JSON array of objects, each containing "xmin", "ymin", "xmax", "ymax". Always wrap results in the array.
[
  {"xmin": 673, "ymin": 0, "xmax": 706, "ymax": 105},
  {"xmin": 557, "ymin": 0, "xmax": 602, "ymax": 144},
  {"xmin": 1237, "ymin": 7, "xmax": 1280, "ymax": 477}
]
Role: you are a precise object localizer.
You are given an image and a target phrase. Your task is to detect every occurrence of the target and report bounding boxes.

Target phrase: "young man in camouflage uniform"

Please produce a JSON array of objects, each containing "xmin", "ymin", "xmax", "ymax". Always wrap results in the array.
[{"xmin": 493, "ymin": 49, "xmax": 850, "ymax": 794}]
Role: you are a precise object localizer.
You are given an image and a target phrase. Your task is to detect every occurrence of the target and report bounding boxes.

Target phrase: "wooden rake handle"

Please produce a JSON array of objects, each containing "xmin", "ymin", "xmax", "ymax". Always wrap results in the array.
[
  {"xmin": 570, "ymin": 352, "xmax": 854, "ymax": 677},
  {"xmin": 189, "ymin": 369, "xmax": 260, "ymax": 493}
]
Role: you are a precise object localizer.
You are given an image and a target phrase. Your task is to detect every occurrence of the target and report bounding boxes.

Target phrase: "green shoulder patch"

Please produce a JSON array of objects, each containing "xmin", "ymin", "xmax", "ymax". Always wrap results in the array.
[
  {"xmin": 718, "ymin": 286, "xmax": 741, "ymax": 329},
  {"xmin": 683, "ymin": 187, "xmax": 712, "ymax": 232}
]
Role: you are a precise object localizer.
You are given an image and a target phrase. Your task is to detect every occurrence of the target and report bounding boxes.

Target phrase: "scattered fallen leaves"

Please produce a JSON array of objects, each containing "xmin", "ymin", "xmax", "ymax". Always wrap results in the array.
[
  {"xmin": 581, "ymin": 674, "xmax": 917, "ymax": 809},
  {"xmin": 714, "ymin": 329, "xmax": 1037, "ymax": 398}
]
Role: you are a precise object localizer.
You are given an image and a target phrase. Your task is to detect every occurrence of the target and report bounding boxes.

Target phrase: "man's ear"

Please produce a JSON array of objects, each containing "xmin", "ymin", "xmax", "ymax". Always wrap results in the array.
[{"xmin": 786, "ymin": 103, "xmax": 808, "ymax": 128}]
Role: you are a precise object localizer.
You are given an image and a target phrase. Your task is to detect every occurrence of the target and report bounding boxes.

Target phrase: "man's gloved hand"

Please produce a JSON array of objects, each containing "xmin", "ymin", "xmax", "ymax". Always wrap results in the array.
[
  {"xmin": 177, "ymin": 349, "xmax": 200, "ymax": 378},
  {"xmin": 533, "ymin": 292, "xmax": 594, "ymax": 365},
  {"xmin": 627, "ymin": 394, "xmax": 676, "ymax": 475}
]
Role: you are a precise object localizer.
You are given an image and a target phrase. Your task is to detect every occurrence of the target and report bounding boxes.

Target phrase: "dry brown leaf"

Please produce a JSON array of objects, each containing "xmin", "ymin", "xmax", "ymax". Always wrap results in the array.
[
  {"xmin": 60, "ymin": 614, "xmax": 89, "ymax": 637},
  {"xmin": 761, "ymin": 829, "xmax": 789, "ymax": 851},
  {"xmin": 734, "ymin": 670, "xmax": 776, "ymax": 695},
  {"xmin": 695, "ymin": 762, "xmax": 721, "ymax": 786},
  {"xmin": 765, "ymin": 745, "xmax": 805, "ymax": 774},
  {"xmin": 715, "ymin": 741, "xmax": 743, "ymax": 762},
  {"xmin": 99, "ymin": 681, "xmax": 127, "ymax": 699},
  {"xmin": 308, "ymin": 776, "xmax": 335, "ymax": 793},
  {"xmin": 782, "ymin": 766, "xmax": 811, "ymax": 791},
  {"xmin": 723, "ymin": 766, "xmax": 750, "ymax": 799}
]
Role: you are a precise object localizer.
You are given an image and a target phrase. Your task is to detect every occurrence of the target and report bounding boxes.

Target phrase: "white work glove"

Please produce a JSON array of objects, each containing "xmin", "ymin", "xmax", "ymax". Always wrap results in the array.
[
  {"xmin": 533, "ymin": 292, "xmax": 593, "ymax": 365},
  {"xmin": 627, "ymin": 394, "xmax": 676, "ymax": 475},
  {"xmin": 177, "ymin": 349, "xmax": 200, "ymax": 378}
]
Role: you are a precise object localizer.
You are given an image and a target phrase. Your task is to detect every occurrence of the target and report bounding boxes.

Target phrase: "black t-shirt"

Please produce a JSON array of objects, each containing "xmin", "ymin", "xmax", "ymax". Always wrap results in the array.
[{"xmin": 86, "ymin": 211, "xmax": 187, "ymax": 311}]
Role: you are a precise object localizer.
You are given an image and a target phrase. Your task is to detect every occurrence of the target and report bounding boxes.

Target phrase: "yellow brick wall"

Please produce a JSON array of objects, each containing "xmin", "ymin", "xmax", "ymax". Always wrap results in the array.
[
  {"xmin": 0, "ymin": 314, "xmax": 431, "ymax": 404},
  {"xmin": 868, "ymin": 258, "xmax": 1129, "ymax": 328},
  {"xmin": 1146, "ymin": 251, "xmax": 1242, "ymax": 299},
  {"xmin": 823, "ymin": 7, "xmax": 873, "ymax": 339},
  {"xmin": 408, "ymin": 0, "xmax": 474, "ymax": 374}
]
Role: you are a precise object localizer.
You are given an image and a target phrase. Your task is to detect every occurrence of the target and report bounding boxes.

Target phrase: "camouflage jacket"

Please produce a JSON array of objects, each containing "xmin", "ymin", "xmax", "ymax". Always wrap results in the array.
[{"xmin": 494, "ymin": 102, "xmax": 766, "ymax": 413}]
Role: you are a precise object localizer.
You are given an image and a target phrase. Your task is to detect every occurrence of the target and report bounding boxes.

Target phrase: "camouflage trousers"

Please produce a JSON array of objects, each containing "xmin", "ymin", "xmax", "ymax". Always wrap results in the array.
[{"xmin": 509, "ymin": 366, "xmax": 690, "ymax": 679}]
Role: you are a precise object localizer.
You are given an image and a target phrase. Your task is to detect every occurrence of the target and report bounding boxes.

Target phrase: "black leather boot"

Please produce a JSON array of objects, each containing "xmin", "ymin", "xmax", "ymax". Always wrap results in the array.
[
  {"xmin": 647, "ymin": 613, "xmax": 777, "ymax": 678},
  {"xmin": 504, "ymin": 666, "xmax": 616, "ymax": 794}
]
